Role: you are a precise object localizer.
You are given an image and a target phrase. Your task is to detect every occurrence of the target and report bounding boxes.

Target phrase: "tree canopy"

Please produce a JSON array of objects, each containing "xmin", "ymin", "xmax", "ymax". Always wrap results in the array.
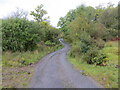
[
  {"xmin": 30, "ymin": 4, "xmax": 49, "ymax": 22},
  {"xmin": 58, "ymin": 3, "xmax": 118, "ymax": 65}
]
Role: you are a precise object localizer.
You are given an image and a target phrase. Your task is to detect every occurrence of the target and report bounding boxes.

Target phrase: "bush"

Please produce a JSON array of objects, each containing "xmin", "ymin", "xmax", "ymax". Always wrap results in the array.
[
  {"xmin": 88, "ymin": 23, "xmax": 108, "ymax": 40},
  {"xmin": 80, "ymin": 32, "xmax": 93, "ymax": 53},
  {"xmin": 2, "ymin": 18, "xmax": 40, "ymax": 51},
  {"xmin": 107, "ymin": 28, "xmax": 118, "ymax": 37},
  {"xmin": 94, "ymin": 38, "xmax": 105, "ymax": 49},
  {"xmin": 100, "ymin": 28, "xmax": 118, "ymax": 41},
  {"xmin": 2, "ymin": 18, "xmax": 60, "ymax": 51},
  {"xmin": 45, "ymin": 40, "xmax": 56, "ymax": 46},
  {"xmin": 70, "ymin": 41, "xmax": 82, "ymax": 58},
  {"xmin": 44, "ymin": 27, "xmax": 60, "ymax": 44},
  {"xmin": 83, "ymin": 47, "xmax": 108, "ymax": 65}
]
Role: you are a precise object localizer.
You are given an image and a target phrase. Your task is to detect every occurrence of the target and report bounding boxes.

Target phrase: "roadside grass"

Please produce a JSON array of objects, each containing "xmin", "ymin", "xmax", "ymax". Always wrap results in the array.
[
  {"xmin": 3, "ymin": 44, "xmax": 63, "ymax": 67},
  {"xmin": 69, "ymin": 41, "xmax": 118, "ymax": 88},
  {"xmin": 102, "ymin": 41, "xmax": 118, "ymax": 65},
  {"xmin": 2, "ymin": 43, "xmax": 63, "ymax": 88}
]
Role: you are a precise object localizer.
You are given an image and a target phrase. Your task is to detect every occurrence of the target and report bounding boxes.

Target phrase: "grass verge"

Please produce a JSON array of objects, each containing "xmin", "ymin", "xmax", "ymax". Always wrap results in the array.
[
  {"xmin": 69, "ymin": 41, "xmax": 118, "ymax": 88},
  {"xmin": 2, "ymin": 43, "xmax": 63, "ymax": 88}
]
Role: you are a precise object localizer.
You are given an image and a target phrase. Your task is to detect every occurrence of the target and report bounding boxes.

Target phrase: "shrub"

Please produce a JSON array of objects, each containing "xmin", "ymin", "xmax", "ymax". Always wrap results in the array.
[
  {"xmin": 107, "ymin": 28, "xmax": 118, "ymax": 38},
  {"xmin": 44, "ymin": 27, "xmax": 60, "ymax": 44},
  {"xmin": 94, "ymin": 38, "xmax": 105, "ymax": 49},
  {"xmin": 2, "ymin": 18, "xmax": 40, "ymax": 51},
  {"xmin": 83, "ymin": 47, "xmax": 108, "ymax": 65},
  {"xmin": 2, "ymin": 18, "xmax": 60, "ymax": 51},
  {"xmin": 88, "ymin": 23, "xmax": 108, "ymax": 40},
  {"xmin": 45, "ymin": 40, "xmax": 56, "ymax": 46},
  {"xmin": 80, "ymin": 32, "xmax": 93, "ymax": 53},
  {"xmin": 70, "ymin": 41, "xmax": 82, "ymax": 58}
]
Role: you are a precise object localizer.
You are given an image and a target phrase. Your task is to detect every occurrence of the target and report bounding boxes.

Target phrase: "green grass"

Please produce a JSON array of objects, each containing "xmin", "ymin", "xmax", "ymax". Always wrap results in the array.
[
  {"xmin": 102, "ymin": 41, "xmax": 118, "ymax": 65},
  {"xmin": 2, "ymin": 44, "xmax": 63, "ymax": 67},
  {"xmin": 2, "ymin": 43, "xmax": 64, "ymax": 88},
  {"xmin": 69, "ymin": 41, "xmax": 118, "ymax": 88}
]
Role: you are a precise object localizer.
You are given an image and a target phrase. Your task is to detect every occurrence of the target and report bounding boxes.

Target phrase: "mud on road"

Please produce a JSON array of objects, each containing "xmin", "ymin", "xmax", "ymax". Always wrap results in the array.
[{"xmin": 29, "ymin": 41, "xmax": 103, "ymax": 88}]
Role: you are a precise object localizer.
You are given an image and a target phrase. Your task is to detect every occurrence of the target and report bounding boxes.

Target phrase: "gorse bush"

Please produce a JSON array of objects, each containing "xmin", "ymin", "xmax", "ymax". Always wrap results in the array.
[
  {"xmin": 2, "ymin": 18, "xmax": 60, "ymax": 51},
  {"xmin": 2, "ymin": 18, "xmax": 39, "ymax": 51}
]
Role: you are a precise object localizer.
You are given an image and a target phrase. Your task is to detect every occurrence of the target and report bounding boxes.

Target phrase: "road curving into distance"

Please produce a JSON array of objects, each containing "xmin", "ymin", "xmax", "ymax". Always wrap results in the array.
[{"xmin": 29, "ymin": 39, "xmax": 103, "ymax": 88}]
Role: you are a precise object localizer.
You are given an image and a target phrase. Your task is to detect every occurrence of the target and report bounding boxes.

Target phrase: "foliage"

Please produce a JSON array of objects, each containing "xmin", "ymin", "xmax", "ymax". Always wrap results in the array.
[
  {"xmin": 30, "ymin": 4, "xmax": 49, "ymax": 22},
  {"xmin": 2, "ymin": 43, "xmax": 63, "ymax": 67},
  {"xmin": 2, "ymin": 4, "xmax": 61, "ymax": 52},
  {"xmin": 94, "ymin": 38, "xmax": 105, "ymax": 49},
  {"xmin": 99, "ymin": 7, "xmax": 118, "ymax": 29},
  {"xmin": 69, "ymin": 56, "xmax": 118, "ymax": 88},
  {"xmin": 69, "ymin": 41, "xmax": 118, "ymax": 88},
  {"xmin": 58, "ymin": 4, "xmax": 118, "ymax": 65},
  {"xmin": 45, "ymin": 40, "xmax": 55, "ymax": 46},
  {"xmin": 83, "ymin": 47, "xmax": 107, "ymax": 65},
  {"xmin": 2, "ymin": 18, "xmax": 39, "ymax": 51},
  {"xmin": 2, "ymin": 17, "xmax": 60, "ymax": 51},
  {"xmin": 102, "ymin": 41, "xmax": 118, "ymax": 65},
  {"xmin": 57, "ymin": 9, "xmax": 76, "ymax": 29}
]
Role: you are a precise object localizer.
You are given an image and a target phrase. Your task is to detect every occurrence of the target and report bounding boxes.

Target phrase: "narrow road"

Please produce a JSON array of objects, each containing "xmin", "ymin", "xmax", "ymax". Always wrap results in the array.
[{"xmin": 29, "ymin": 39, "xmax": 103, "ymax": 88}]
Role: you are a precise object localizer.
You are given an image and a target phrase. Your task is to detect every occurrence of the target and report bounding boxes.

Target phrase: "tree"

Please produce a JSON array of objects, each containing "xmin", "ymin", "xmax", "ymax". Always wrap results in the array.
[
  {"xmin": 99, "ymin": 7, "xmax": 118, "ymax": 28},
  {"xmin": 10, "ymin": 8, "xmax": 28, "ymax": 19},
  {"xmin": 30, "ymin": 4, "xmax": 49, "ymax": 22},
  {"xmin": 58, "ymin": 4, "xmax": 110, "ymax": 65}
]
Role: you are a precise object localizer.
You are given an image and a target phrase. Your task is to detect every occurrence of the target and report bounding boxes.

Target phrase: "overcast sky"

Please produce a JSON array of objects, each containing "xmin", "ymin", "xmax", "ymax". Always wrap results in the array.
[{"xmin": 0, "ymin": 0, "xmax": 119, "ymax": 27}]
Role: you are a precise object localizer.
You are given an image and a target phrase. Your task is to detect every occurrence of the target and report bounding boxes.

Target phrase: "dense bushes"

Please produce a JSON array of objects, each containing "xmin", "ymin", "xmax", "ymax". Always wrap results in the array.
[
  {"xmin": 2, "ymin": 4, "xmax": 61, "ymax": 52},
  {"xmin": 83, "ymin": 47, "xmax": 107, "ymax": 65},
  {"xmin": 58, "ymin": 4, "xmax": 118, "ymax": 65},
  {"xmin": 66, "ymin": 17, "xmax": 108, "ymax": 65},
  {"xmin": 2, "ymin": 18, "xmax": 37, "ymax": 51},
  {"xmin": 2, "ymin": 18, "xmax": 60, "ymax": 51}
]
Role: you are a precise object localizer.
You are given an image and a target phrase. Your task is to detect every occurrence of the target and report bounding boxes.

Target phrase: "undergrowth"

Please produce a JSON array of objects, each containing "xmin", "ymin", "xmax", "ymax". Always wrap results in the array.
[{"xmin": 69, "ymin": 41, "xmax": 118, "ymax": 88}]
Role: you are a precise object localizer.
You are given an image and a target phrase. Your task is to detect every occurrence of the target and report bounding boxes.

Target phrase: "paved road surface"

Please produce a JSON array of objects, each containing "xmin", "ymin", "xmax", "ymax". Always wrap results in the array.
[{"xmin": 29, "ymin": 39, "xmax": 103, "ymax": 88}]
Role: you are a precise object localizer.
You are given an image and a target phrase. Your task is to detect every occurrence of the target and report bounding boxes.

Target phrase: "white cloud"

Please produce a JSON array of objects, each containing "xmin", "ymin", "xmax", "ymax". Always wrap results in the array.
[{"xmin": 0, "ymin": 0, "xmax": 119, "ymax": 27}]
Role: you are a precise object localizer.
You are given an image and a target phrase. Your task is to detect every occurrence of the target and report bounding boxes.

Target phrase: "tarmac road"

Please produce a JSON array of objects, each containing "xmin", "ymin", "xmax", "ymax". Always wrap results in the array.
[{"xmin": 29, "ymin": 39, "xmax": 103, "ymax": 88}]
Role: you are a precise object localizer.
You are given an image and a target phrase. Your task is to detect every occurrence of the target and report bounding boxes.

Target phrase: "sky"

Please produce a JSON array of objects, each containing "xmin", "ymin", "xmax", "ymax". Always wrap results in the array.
[{"xmin": 0, "ymin": 0, "xmax": 119, "ymax": 27}]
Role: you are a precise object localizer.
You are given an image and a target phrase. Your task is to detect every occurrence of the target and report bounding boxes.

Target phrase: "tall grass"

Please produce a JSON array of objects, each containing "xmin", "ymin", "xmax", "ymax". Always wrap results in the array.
[
  {"xmin": 2, "ymin": 44, "xmax": 63, "ymax": 67},
  {"xmin": 2, "ymin": 43, "xmax": 63, "ymax": 88}
]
